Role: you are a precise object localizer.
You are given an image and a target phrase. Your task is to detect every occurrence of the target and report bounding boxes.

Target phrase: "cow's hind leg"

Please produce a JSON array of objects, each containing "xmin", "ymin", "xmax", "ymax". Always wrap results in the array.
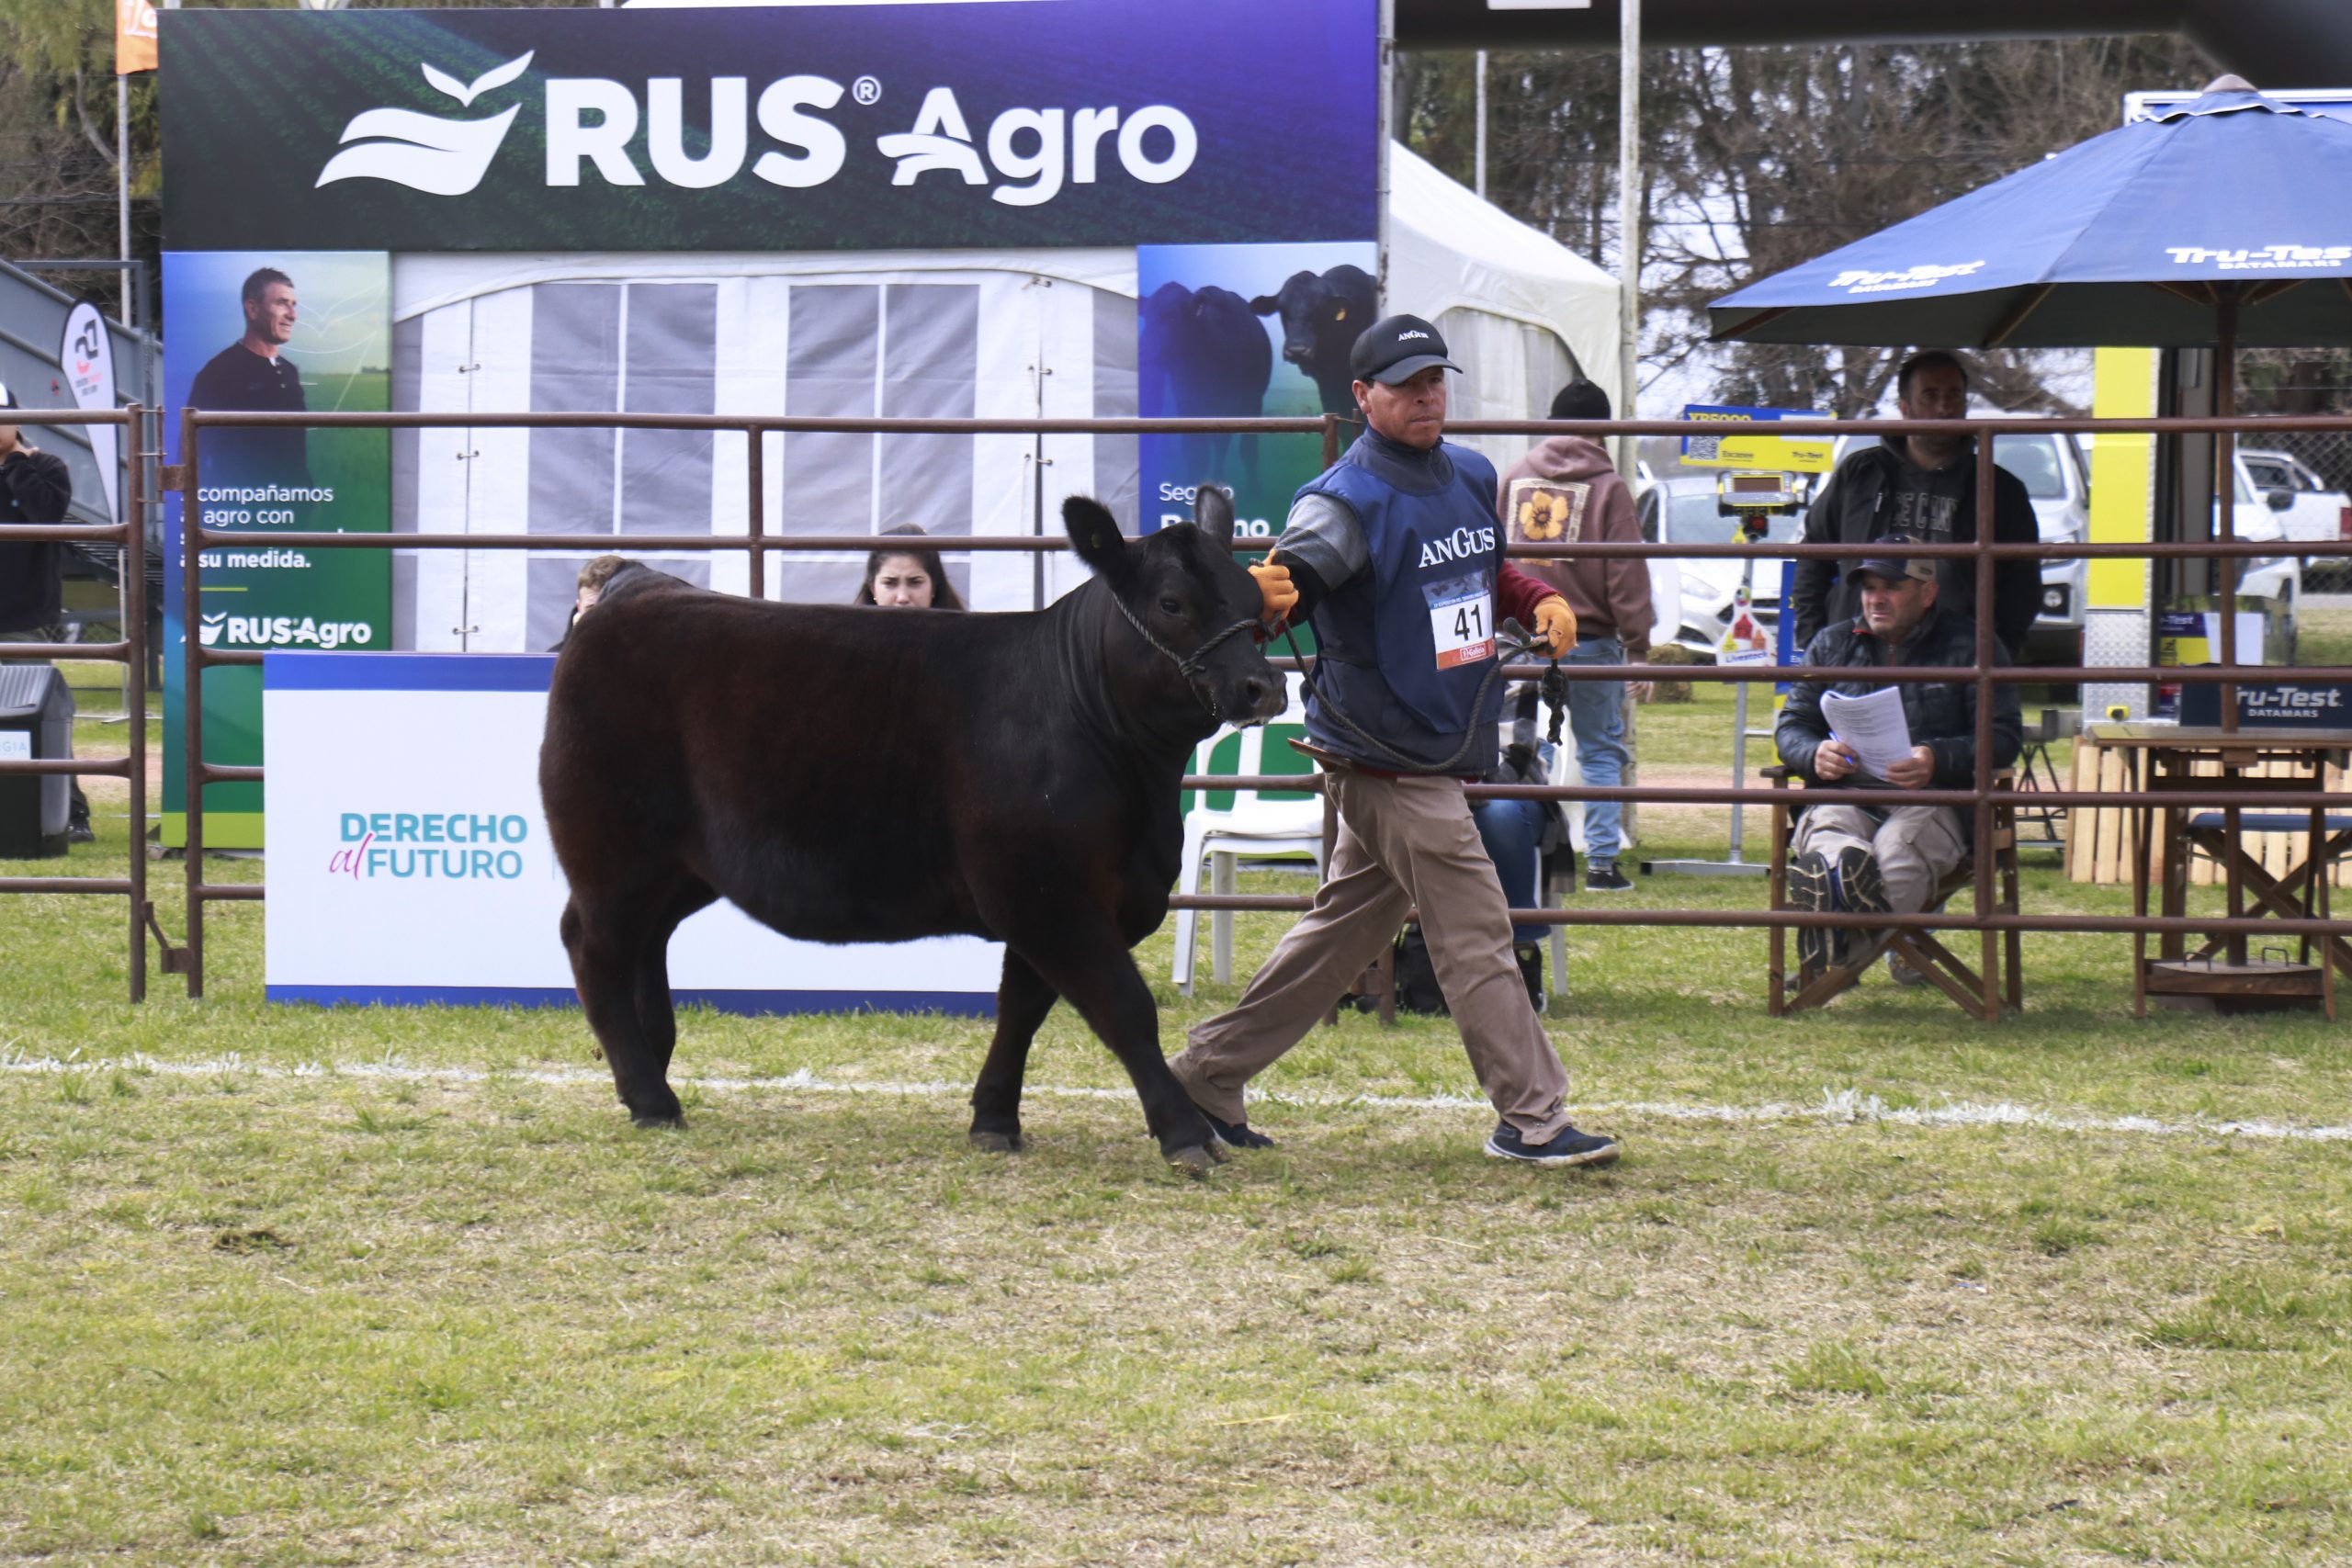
[
  {"xmin": 968, "ymin": 952, "xmax": 1057, "ymax": 1152},
  {"xmin": 1011, "ymin": 929, "xmax": 1224, "ymax": 1174},
  {"xmin": 562, "ymin": 885, "xmax": 702, "ymax": 1129},
  {"xmin": 633, "ymin": 881, "xmax": 719, "ymax": 1091}
]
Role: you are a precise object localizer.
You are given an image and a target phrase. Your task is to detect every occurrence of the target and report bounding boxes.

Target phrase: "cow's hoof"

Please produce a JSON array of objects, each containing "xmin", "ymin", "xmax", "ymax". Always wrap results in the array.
[
  {"xmin": 1163, "ymin": 1138, "xmax": 1230, "ymax": 1176},
  {"xmin": 631, "ymin": 1112, "xmax": 686, "ymax": 1131},
  {"xmin": 967, "ymin": 1129, "xmax": 1023, "ymax": 1153}
]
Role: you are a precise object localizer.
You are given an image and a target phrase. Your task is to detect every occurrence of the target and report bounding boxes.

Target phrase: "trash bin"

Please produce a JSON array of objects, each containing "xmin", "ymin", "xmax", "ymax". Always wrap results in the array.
[{"xmin": 0, "ymin": 664, "xmax": 76, "ymax": 859}]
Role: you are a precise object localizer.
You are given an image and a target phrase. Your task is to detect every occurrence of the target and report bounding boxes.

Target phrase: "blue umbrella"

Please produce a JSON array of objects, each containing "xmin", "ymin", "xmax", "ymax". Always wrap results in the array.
[
  {"xmin": 1708, "ymin": 77, "xmax": 2352, "ymax": 726},
  {"xmin": 1708, "ymin": 79, "xmax": 2352, "ymax": 355}
]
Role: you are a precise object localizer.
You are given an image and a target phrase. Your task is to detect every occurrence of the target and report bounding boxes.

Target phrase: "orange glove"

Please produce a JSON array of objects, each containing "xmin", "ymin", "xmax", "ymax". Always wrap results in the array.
[
  {"xmin": 1532, "ymin": 595, "xmax": 1577, "ymax": 656},
  {"xmin": 1249, "ymin": 557, "xmax": 1298, "ymax": 626}
]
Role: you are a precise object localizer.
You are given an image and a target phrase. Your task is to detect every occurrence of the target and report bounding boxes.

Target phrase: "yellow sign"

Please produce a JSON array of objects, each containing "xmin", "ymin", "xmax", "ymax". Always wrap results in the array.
[{"xmin": 1679, "ymin": 403, "xmax": 1835, "ymax": 474}]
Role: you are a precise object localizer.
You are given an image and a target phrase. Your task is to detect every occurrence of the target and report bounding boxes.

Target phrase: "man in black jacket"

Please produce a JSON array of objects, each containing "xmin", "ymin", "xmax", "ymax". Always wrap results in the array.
[
  {"xmin": 0, "ymin": 395, "xmax": 72, "ymax": 636},
  {"xmin": 1775, "ymin": 537, "xmax": 2021, "ymax": 976},
  {"xmin": 0, "ymin": 384, "xmax": 90, "ymax": 841},
  {"xmin": 1789, "ymin": 349, "xmax": 2040, "ymax": 660}
]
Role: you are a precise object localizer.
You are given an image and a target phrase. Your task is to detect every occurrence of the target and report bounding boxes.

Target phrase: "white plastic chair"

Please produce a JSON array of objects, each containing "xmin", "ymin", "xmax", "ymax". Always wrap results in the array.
[{"xmin": 1173, "ymin": 687, "xmax": 1325, "ymax": 994}]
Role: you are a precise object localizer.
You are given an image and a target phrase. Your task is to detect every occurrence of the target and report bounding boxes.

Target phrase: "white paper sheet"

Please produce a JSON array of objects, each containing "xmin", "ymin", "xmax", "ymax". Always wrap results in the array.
[{"xmin": 1818, "ymin": 686, "xmax": 1915, "ymax": 779}]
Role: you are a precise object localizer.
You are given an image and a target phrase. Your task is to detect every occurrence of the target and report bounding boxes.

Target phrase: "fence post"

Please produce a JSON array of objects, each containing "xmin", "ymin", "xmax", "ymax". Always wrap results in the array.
[
  {"xmin": 180, "ymin": 407, "xmax": 204, "ymax": 998},
  {"xmin": 746, "ymin": 423, "xmax": 765, "ymax": 602},
  {"xmin": 125, "ymin": 406, "xmax": 148, "ymax": 1003},
  {"xmin": 1974, "ymin": 428, "xmax": 1997, "ymax": 1017}
]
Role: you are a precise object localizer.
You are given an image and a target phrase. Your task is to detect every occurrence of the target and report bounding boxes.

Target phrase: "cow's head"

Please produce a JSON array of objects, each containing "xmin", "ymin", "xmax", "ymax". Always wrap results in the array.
[
  {"xmin": 1250, "ymin": 265, "xmax": 1372, "ymax": 367},
  {"xmin": 1066, "ymin": 488, "xmax": 1283, "ymax": 732}
]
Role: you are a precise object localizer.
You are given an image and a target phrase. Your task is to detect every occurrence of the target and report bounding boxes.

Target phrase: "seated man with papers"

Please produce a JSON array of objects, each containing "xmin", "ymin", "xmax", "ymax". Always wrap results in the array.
[{"xmin": 1774, "ymin": 536, "xmax": 2022, "ymax": 976}]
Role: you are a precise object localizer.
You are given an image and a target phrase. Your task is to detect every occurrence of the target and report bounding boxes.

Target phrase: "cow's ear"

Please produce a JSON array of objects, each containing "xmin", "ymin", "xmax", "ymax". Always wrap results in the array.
[
  {"xmin": 1193, "ymin": 482, "xmax": 1237, "ymax": 549},
  {"xmin": 1249, "ymin": 295, "xmax": 1278, "ymax": 315},
  {"xmin": 1062, "ymin": 496, "xmax": 1130, "ymax": 580}
]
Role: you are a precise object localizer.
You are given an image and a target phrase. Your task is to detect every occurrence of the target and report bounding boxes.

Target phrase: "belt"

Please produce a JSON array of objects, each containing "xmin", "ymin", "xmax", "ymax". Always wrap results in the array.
[{"xmin": 1287, "ymin": 736, "xmax": 1476, "ymax": 784}]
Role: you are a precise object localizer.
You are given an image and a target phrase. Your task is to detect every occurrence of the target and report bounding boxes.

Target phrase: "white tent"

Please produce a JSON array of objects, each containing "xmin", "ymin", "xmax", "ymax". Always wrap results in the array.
[
  {"xmin": 1387, "ymin": 141, "xmax": 1622, "ymax": 475},
  {"xmin": 384, "ymin": 147, "xmax": 1619, "ymax": 650}
]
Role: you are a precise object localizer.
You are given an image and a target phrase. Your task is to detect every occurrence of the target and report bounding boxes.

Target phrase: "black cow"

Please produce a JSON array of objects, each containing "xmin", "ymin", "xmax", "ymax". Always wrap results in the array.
[
  {"xmin": 539, "ymin": 492, "xmax": 1283, "ymax": 1172},
  {"xmin": 1140, "ymin": 281, "xmax": 1272, "ymax": 419},
  {"xmin": 1141, "ymin": 281, "xmax": 1273, "ymax": 493},
  {"xmin": 1250, "ymin": 264, "xmax": 1378, "ymax": 418}
]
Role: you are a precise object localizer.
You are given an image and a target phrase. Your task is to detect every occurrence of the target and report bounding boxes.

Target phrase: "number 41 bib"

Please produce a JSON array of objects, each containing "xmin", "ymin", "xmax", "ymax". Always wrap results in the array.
[{"xmin": 1422, "ymin": 572, "xmax": 1496, "ymax": 670}]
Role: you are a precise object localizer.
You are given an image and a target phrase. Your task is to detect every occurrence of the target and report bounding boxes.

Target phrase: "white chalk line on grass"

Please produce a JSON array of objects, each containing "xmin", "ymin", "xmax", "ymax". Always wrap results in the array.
[{"xmin": 4, "ymin": 1050, "xmax": 2350, "ymax": 1145}]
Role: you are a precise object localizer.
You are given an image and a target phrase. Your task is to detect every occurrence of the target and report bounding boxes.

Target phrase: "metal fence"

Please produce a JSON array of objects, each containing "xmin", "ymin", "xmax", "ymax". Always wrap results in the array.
[
  {"xmin": 0, "ymin": 405, "xmax": 153, "ymax": 999},
  {"xmin": 154, "ymin": 406, "xmax": 2352, "ymax": 1014}
]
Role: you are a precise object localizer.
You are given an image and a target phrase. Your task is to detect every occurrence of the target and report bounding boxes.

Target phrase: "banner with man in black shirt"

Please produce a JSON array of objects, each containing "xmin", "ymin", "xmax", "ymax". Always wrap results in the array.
[{"xmin": 161, "ymin": 250, "xmax": 391, "ymax": 849}]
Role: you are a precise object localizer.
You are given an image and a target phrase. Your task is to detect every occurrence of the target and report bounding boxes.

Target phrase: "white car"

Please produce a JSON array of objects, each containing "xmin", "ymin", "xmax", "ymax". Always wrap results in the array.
[
  {"xmin": 1635, "ymin": 473, "xmax": 1800, "ymax": 661},
  {"xmin": 2239, "ymin": 448, "xmax": 2351, "ymax": 561},
  {"xmin": 2229, "ymin": 459, "xmax": 2303, "ymax": 625}
]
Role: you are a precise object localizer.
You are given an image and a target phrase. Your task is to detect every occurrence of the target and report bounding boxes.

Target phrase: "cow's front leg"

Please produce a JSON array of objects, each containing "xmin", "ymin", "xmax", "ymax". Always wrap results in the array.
[
  {"xmin": 1014, "ymin": 929, "xmax": 1227, "ymax": 1175},
  {"xmin": 968, "ymin": 951, "xmax": 1057, "ymax": 1152}
]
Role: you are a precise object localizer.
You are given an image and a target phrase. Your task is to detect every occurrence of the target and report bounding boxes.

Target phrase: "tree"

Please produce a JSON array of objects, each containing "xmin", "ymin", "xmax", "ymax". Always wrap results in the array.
[
  {"xmin": 0, "ymin": 0, "xmax": 160, "ymax": 321},
  {"xmin": 1400, "ymin": 36, "xmax": 2218, "ymax": 418}
]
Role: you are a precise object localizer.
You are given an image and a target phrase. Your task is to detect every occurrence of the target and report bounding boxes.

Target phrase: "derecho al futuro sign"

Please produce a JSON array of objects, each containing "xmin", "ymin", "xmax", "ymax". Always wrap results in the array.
[
  {"xmin": 160, "ymin": 4, "xmax": 1376, "ymax": 251},
  {"xmin": 161, "ymin": 0, "xmax": 1379, "ymax": 1008}
]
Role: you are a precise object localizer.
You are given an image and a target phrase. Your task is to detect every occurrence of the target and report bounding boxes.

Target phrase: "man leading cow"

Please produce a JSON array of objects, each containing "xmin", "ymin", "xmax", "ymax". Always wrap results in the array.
[{"xmin": 1169, "ymin": 314, "xmax": 1622, "ymax": 1169}]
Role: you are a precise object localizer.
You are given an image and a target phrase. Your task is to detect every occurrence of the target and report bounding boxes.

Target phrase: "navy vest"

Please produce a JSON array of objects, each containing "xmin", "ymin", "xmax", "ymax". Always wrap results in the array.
[{"xmin": 1301, "ymin": 433, "xmax": 1507, "ymax": 773}]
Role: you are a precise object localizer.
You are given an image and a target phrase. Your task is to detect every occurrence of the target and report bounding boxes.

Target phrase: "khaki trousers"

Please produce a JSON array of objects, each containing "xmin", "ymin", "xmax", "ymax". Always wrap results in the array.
[
  {"xmin": 1168, "ymin": 768, "xmax": 1573, "ymax": 1142},
  {"xmin": 1792, "ymin": 803, "xmax": 1966, "ymax": 916}
]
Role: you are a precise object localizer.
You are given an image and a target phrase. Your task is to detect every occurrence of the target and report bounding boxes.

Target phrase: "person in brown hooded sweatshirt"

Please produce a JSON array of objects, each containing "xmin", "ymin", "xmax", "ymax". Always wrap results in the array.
[{"xmin": 1494, "ymin": 378, "xmax": 1652, "ymax": 892}]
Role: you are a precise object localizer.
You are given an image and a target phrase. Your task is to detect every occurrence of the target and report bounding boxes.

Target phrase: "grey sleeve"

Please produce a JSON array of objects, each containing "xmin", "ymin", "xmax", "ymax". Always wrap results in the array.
[{"xmin": 1274, "ymin": 491, "xmax": 1368, "ymax": 589}]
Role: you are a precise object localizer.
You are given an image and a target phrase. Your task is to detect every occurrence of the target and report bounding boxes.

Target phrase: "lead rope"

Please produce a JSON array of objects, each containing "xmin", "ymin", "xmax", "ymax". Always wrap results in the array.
[
  {"xmin": 1543, "ymin": 660, "xmax": 1568, "ymax": 747},
  {"xmin": 1278, "ymin": 617, "xmax": 1547, "ymax": 776}
]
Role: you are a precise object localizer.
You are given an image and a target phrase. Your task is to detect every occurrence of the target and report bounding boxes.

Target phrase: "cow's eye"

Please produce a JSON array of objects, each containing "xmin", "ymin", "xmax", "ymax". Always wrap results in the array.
[{"xmin": 1158, "ymin": 597, "xmax": 1184, "ymax": 616}]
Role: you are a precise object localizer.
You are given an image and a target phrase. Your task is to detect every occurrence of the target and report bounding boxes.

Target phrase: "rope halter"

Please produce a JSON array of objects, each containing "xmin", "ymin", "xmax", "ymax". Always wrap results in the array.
[{"xmin": 1108, "ymin": 590, "xmax": 1263, "ymax": 725}]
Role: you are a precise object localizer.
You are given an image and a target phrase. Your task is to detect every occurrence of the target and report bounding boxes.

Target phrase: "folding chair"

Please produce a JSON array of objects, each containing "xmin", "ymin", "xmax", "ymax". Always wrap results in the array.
[
  {"xmin": 1766, "ymin": 767, "xmax": 2023, "ymax": 1021},
  {"xmin": 2178, "ymin": 804, "xmax": 2352, "ymax": 1019},
  {"xmin": 1172, "ymin": 679, "xmax": 1322, "ymax": 994}
]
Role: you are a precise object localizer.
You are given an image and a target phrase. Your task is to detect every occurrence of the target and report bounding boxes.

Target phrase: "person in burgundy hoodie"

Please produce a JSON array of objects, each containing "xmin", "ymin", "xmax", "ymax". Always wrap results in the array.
[{"xmin": 1496, "ymin": 379, "xmax": 1653, "ymax": 893}]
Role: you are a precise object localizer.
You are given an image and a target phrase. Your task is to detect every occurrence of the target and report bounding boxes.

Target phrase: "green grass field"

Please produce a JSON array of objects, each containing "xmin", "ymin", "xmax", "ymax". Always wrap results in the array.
[{"xmin": 6, "ymin": 648, "xmax": 2352, "ymax": 1564}]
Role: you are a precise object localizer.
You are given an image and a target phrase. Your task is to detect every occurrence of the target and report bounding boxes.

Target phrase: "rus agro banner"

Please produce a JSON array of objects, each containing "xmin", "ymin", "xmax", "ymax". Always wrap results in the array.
[
  {"xmin": 161, "ymin": 251, "xmax": 391, "ymax": 848},
  {"xmin": 157, "ymin": 0, "xmax": 1377, "ymax": 851},
  {"xmin": 158, "ymin": 4, "xmax": 1376, "ymax": 253}
]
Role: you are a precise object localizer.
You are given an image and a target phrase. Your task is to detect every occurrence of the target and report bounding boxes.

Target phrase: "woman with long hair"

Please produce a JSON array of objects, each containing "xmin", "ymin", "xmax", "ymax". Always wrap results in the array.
[{"xmin": 853, "ymin": 524, "xmax": 967, "ymax": 611}]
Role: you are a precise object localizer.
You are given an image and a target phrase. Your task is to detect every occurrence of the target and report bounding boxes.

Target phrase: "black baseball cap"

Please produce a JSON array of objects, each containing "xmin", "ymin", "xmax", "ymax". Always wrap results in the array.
[
  {"xmin": 1854, "ymin": 536, "xmax": 1935, "ymax": 586},
  {"xmin": 0, "ymin": 381, "xmax": 18, "ymax": 411},
  {"xmin": 1349, "ymin": 313, "xmax": 1462, "ymax": 385}
]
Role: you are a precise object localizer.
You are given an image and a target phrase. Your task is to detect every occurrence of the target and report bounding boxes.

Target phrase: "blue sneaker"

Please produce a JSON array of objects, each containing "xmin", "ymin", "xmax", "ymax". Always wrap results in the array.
[{"xmin": 1484, "ymin": 1121, "xmax": 1620, "ymax": 1168}]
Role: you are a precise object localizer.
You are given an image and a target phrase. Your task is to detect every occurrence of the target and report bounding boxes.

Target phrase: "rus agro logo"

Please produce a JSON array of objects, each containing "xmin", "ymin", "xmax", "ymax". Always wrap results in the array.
[
  {"xmin": 198, "ymin": 614, "xmax": 375, "ymax": 649},
  {"xmin": 316, "ymin": 52, "xmax": 1199, "ymax": 207},
  {"xmin": 318, "ymin": 51, "xmax": 536, "ymax": 197}
]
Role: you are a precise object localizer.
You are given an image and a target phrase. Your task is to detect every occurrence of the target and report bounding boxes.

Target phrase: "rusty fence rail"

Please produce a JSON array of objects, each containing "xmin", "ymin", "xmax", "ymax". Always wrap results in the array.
[
  {"xmin": 166, "ymin": 408, "xmax": 2352, "ymax": 1010},
  {"xmin": 0, "ymin": 406, "xmax": 152, "ymax": 1000}
]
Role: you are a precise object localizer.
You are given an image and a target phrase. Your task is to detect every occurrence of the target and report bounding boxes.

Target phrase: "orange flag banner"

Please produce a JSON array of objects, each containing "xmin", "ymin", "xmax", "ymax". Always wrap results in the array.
[{"xmin": 117, "ymin": 0, "xmax": 158, "ymax": 76}]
